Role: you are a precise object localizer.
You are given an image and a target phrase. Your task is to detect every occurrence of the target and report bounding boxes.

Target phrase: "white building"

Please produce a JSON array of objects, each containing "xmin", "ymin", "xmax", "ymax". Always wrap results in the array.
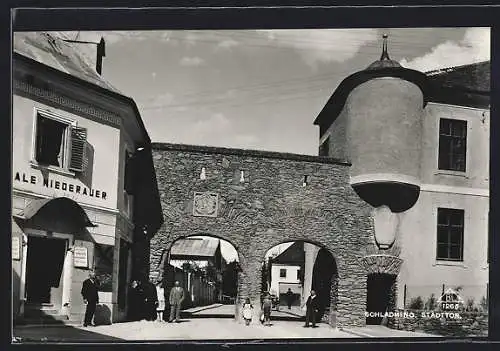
[{"xmin": 11, "ymin": 32, "xmax": 163, "ymax": 325}]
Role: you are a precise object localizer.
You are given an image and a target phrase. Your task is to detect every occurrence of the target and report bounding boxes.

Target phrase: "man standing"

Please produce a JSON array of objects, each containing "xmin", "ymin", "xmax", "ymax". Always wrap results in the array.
[
  {"xmin": 302, "ymin": 290, "xmax": 319, "ymax": 328},
  {"xmin": 169, "ymin": 281, "xmax": 185, "ymax": 323},
  {"xmin": 143, "ymin": 278, "xmax": 159, "ymax": 321},
  {"xmin": 286, "ymin": 288, "xmax": 294, "ymax": 310},
  {"xmin": 81, "ymin": 271, "xmax": 99, "ymax": 327}
]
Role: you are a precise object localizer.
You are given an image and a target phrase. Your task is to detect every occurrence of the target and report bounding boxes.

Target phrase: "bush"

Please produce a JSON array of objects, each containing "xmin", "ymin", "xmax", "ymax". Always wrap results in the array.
[
  {"xmin": 465, "ymin": 298, "xmax": 476, "ymax": 312},
  {"xmin": 425, "ymin": 294, "xmax": 437, "ymax": 310},
  {"xmin": 409, "ymin": 296, "xmax": 424, "ymax": 310}
]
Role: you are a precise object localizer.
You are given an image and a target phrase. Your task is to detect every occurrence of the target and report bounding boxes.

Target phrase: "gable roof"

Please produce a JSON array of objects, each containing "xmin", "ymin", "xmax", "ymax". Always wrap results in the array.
[
  {"xmin": 272, "ymin": 241, "xmax": 304, "ymax": 265},
  {"xmin": 14, "ymin": 32, "xmax": 124, "ymax": 96},
  {"xmin": 170, "ymin": 238, "xmax": 220, "ymax": 258}
]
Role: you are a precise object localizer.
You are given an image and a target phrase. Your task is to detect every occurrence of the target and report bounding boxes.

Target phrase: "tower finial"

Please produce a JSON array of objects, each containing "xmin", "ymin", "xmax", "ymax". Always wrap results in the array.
[{"xmin": 380, "ymin": 33, "xmax": 390, "ymax": 61}]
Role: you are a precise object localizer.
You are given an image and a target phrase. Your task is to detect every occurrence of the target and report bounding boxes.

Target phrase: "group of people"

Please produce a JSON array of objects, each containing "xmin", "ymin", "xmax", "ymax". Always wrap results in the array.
[
  {"xmin": 80, "ymin": 270, "xmax": 186, "ymax": 327},
  {"xmin": 129, "ymin": 279, "xmax": 186, "ymax": 323},
  {"xmin": 82, "ymin": 270, "xmax": 321, "ymax": 328},
  {"xmin": 241, "ymin": 289, "xmax": 320, "ymax": 328}
]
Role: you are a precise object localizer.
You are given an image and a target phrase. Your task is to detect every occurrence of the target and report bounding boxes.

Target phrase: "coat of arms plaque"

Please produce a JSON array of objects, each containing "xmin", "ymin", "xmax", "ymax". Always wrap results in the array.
[{"xmin": 193, "ymin": 192, "xmax": 219, "ymax": 217}]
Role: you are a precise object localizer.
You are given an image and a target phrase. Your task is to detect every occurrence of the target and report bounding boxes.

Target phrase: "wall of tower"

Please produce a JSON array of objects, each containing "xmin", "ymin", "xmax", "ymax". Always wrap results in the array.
[{"xmin": 345, "ymin": 77, "xmax": 424, "ymax": 188}]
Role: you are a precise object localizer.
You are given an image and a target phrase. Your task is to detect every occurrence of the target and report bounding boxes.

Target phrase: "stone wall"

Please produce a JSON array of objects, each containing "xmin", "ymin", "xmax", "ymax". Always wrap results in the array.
[
  {"xmin": 388, "ymin": 309, "xmax": 488, "ymax": 337},
  {"xmin": 149, "ymin": 143, "xmax": 375, "ymax": 328}
]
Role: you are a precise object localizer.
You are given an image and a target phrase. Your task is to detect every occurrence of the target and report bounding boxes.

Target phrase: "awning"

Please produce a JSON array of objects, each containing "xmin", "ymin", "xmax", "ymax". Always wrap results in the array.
[
  {"xmin": 279, "ymin": 283, "xmax": 302, "ymax": 294},
  {"xmin": 13, "ymin": 197, "xmax": 97, "ymax": 228}
]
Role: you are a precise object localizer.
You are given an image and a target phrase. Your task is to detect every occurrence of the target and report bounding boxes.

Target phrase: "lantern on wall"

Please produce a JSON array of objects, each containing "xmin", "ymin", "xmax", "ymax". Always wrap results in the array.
[{"xmin": 373, "ymin": 205, "xmax": 399, "ymax": 249}]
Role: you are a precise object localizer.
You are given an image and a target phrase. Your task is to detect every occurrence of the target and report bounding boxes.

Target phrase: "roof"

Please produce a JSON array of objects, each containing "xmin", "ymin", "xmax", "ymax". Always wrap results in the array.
[
  {"xmin": 426, "ymin": 61, "xmax": 490, "ymax": 108},
  {"xmin": 14, "ymin": 32, "xmax": 124, "ymax": 96},
  {"xmin": 273, "ymin": 241, "xmax": 304, "ymax": 265},
  {"xmin": 170, "ymin": 238, "xmax": 220, "ymax": 258},
  {"xmin": 314, "ymin": 34, "xmax": 429, "ymax": 129},
  {"xmin": 426, "ymin": 60, "xmax": 490, "ymax": 93}
]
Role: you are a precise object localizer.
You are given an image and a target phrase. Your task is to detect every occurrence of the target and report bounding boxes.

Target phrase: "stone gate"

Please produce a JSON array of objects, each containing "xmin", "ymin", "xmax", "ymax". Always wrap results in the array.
[{"xmin": 148, "ymin": 143, "xmax": 378, "ymax": 328}]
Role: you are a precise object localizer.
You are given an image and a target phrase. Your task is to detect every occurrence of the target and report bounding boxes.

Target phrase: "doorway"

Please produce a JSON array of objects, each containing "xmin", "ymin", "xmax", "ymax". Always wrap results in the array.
[
  {"xmin": 25, "ymin": 236, "xmax": 67, "ymax": 308},
  {"xmin": 366, "ymin": 273, "xmax": 396, "ymax": 325}
]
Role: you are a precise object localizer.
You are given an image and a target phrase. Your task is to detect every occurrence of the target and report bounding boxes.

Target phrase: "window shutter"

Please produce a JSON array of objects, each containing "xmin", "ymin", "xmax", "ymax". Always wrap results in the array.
[{"xmin": 69, "ymin": 126, "xmax": 88, "ymax": 173}]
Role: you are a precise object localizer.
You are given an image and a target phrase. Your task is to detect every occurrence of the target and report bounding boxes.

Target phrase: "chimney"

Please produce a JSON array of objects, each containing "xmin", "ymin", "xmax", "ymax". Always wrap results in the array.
[{"xmin": 96, "ymin": 37, "xmax": 106, "ymax": 75}]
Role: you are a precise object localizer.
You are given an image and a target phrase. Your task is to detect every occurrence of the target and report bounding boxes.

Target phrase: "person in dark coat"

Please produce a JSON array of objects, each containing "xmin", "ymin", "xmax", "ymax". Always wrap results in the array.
[
  {"xmin": 143, "ymin": 279, "xmax": 159, "ymax": 321},
  {"xmin": 128, "ymin": 280, "xmax": 141, "ymax": 321},
  {"xmin": 169, "ymin": 281, "xmax": 185, "ymax": 323},
  {"xmin": 302, "ymin": 290, "xmax": 319, "ymax": 328},
  {"xmin": 81, "ymin": 271, "xmax": 99, "ymax": 327},
  {"xmin": 286, "ymin": 288, "xmax": 294, "ymax": 309}
]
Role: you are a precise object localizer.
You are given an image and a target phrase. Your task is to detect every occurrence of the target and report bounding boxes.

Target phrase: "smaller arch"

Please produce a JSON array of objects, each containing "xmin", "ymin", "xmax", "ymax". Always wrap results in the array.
[{"xmin": 262, "ymin": 239, "xmax": 339, "ymax": 325}]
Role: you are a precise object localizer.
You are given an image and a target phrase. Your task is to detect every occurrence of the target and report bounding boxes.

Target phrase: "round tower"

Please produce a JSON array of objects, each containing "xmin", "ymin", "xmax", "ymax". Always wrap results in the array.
[
  {"xmin": 314, "ymin": 34, "xmax": 429, "ymax": 249},
  {"xmin": 347, "ymin": 34, "xmax": 428, "ymax": 214}
]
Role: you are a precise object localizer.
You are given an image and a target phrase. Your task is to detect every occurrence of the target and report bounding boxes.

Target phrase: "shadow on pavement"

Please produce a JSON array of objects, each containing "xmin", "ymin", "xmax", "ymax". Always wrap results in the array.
[{"xmin": 13, "ymin": 326, "xmax": 124, "ymax": 343}]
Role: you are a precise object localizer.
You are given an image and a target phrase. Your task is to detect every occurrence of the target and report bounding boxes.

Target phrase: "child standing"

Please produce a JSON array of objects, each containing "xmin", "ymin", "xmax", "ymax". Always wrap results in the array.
[
  {"xmin": 262, "ymin": 293, "xmax": 273, "ymax": 326},
  {"xmin": 156, "ymin": 280, "xmax": 165, "ymax": 322},
  {"xmin": 242, "ymin": 298, "xmax": 254, "ymax": 326}
]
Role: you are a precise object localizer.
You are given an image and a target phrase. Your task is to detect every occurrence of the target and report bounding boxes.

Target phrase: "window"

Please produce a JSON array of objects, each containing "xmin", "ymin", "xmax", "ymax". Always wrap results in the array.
[
  {"xmin": 33, "ymin": 110, "xmax": 87, "ymax": 172},
  {"xmin": 437, "ymin": 208, "xmax": 464, "ymax": 261},
  {"xmin": 438, "ymin": 118, "xmax": 467, "ymax": 172},
  {"xmin": 319, "ymin": 137, "xmax": 330, "ymax": 157},
  {"xmin": 280, "ymin": 269, "xmax": 287, "ymax": 278}
]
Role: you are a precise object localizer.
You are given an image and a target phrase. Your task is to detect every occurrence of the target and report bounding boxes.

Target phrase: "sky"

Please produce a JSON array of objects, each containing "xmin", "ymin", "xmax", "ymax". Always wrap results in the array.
[
  {"xmin": 54, "ymin": 27, "xmax": 490, "ymax": 157},
  {"xmin": 51, "ymin": 27, "xmax": 490, "ymax": 262}
]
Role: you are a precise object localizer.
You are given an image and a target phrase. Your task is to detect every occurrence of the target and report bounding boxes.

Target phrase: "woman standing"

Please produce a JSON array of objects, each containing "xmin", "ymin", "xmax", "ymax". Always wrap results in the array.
[{"xmin": 156, "ymin": 279, "xmax": 165, "ymax": 322}]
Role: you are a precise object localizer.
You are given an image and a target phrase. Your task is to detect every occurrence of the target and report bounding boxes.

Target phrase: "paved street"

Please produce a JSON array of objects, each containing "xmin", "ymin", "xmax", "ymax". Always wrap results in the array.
[
  {"xmin": 13, "ymin": 303, "xmax": 439, "ymax": 342},
  {"xmin": 13, "ymin": 302, "xmax": 438, "ymax": 342},
  {"xmin": 14, "ymin": 319, "xmax": 357, "ymax": 342}
]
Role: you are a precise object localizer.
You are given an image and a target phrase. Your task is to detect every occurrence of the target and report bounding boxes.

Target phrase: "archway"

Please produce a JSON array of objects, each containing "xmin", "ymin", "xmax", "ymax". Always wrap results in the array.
[
  {"xmin": 366, "ymin": 273, "xmax": 397, "ymax": 325},
  {"xmin": 159, "ymin": 235, "xmax": 241, "ymax": 321},
  {"xmin": 262, "ymin": 240, "xmax": 338, "ymax": 325}
]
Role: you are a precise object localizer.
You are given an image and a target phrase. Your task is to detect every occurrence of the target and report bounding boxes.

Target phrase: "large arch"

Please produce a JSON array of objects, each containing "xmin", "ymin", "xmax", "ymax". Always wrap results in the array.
[{"xmin": 154, "ymin": 233, "xmax": 247, "ymax": 321}]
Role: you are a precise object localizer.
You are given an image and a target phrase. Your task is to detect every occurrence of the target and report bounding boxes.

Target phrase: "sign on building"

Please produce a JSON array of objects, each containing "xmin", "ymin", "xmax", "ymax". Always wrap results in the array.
[
  {"xmin": 12, "ymin": 236, "xmax": 20, "ymax": 260},
  {"xmin": 73, "ymin": 246, "xmax": 89, "ymax": 268}
]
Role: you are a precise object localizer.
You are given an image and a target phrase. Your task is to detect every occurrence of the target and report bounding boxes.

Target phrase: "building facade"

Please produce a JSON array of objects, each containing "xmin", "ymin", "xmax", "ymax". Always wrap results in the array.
[
  {"xmin": 268, "ymin": 242, "xmax": 304, "ymax": 304},
  {"xmin": 147, "ymin": 36, "xmax": 489, "ymax": 328},
  {"xmin": 315, "ymin": 37, "xmax": 489, "ymax": 316},
  {"xmin": 11, "ymin": 32, "xmax": 163, "ymax": 325}
]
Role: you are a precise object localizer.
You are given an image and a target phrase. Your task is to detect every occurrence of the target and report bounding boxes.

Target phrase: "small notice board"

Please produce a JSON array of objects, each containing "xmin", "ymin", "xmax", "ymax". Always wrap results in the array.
[
  {"xmin": 12, "ymin": 237, "xmax": 20, "ymax": 260},
  {"xmin": 73, "ymin": 246, "xmax": 88, "ymax": 268}
]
